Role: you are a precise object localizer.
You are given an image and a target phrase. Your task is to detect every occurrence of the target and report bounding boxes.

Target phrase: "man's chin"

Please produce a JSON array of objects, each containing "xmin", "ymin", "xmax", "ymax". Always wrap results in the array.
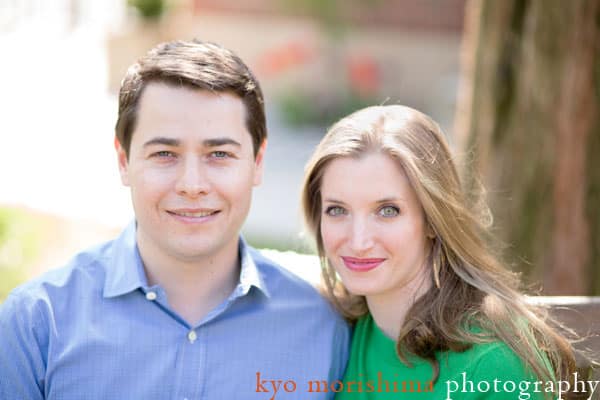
[{"xmin": 167, "ymin": 236, "xmax": 236, "ymax": 262}]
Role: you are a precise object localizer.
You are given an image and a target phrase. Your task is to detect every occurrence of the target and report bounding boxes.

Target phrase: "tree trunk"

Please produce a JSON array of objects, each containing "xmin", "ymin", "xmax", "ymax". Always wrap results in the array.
[{"xmin": 455, "ymin": 0, "xmax": 600, "ymax": 294}]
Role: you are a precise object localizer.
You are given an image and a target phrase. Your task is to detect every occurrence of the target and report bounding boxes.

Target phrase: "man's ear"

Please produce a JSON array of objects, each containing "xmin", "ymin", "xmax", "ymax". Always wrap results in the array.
[
  {"xmin": 252, "ymin": 139, "xmax": 268, "ymax": 186},
  {"xmin": 114, "ymin": 137, "xmax": 130, "ymax": 187}
]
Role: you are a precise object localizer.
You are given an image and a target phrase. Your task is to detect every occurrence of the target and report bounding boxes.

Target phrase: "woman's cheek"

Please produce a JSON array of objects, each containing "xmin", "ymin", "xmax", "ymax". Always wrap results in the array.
[{"xmin": 321, "ymin": 221, "xmax": 345, "ymax": 254}]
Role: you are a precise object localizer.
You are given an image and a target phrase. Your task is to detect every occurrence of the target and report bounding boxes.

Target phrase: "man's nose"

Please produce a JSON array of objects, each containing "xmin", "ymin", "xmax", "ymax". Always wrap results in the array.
[
  {"xmin": 349, "ymin": 217, "xmax": 375, "ymax": 254},
  {"xmin": 175, "ymin": 156, "xmax": 211, "ymax": 197}
]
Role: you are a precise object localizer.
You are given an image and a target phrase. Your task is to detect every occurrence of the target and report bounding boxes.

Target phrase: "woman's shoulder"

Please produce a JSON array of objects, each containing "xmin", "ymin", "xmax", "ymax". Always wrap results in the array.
[
  {"xmin": 439, "ymin": 340, "xmax": 550, "ymax": 399},
  {"xmin": 449, "ymin": 339, "xmax": 526, "ymax": 365},
  {"xmin": 441, "ymin": 339, "xmax": 543, "ymax": 392}
]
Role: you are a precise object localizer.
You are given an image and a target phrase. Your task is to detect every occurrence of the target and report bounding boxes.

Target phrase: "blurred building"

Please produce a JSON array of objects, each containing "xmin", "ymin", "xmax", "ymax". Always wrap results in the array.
[
  {"xmin": 1, "ymin": 0, "xmax": 467, "ymax": 259},
  {"xmin": 108, "ymin": 0, "xmax": 465, "ymax": 132},
  {"xmin": 0, "ymin": 0, "xmax": 123, "ymax": 33}
]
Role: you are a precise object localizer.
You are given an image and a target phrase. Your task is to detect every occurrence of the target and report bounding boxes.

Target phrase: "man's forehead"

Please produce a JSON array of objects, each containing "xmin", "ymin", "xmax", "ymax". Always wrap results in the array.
[
  {"xmin": 139, "ymin": 82, "xmax": 242, "ymax": 108},
  {"xmin": 131, "ymin": 83, "xmax": 252, "ymax": 147}
]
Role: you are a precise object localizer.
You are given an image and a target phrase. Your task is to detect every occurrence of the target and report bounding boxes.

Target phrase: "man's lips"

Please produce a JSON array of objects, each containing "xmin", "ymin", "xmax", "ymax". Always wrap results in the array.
[
  {"xmin": 341, "ymin": 256, "xmax": 386, "ymax": 272},
  {"xmin": 166, "ymin": 208, "xmax": 221, "ymax": 222}
]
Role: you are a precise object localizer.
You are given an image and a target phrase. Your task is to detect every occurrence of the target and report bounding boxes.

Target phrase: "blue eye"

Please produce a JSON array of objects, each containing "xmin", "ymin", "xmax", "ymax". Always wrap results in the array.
[
  {"xmin": 325, "ymin": 206, "xmax": 347, "ymax": 217},
  {"xmin": 378, "ymin": 205, "xmax": 399, "ymax": 218},
  {"xmin": 211, "ymin": 151, "xmax": 230, "ymax": 159},
  {"xmin": 152, "ymin": 150, "xmax": 175, "ymax": 158}
]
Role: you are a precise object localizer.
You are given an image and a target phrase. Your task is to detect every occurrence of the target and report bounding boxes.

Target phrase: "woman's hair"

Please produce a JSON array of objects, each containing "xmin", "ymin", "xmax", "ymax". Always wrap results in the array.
[{"xmin": 301, "ymin": 105, "xmax": 575, "ymax": 384}]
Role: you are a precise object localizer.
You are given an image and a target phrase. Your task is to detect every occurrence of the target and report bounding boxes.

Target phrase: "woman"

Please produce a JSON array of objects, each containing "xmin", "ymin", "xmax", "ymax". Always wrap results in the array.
[{"xmin": 301, "ymin": 105, "xmax": 575, "ymax": 399}]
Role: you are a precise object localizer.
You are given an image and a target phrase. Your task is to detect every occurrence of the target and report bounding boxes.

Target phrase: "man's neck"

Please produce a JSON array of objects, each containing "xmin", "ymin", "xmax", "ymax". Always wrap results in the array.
[{"xmin": 137, "ymin": 234, "xmax": 241, "ymax": 326}]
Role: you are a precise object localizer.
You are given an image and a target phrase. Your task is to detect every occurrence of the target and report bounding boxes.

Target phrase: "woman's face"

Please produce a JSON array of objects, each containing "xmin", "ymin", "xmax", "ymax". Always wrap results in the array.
[{"xmin": 320, "ymin": 152, "xmax": 431, "ymax": 301}]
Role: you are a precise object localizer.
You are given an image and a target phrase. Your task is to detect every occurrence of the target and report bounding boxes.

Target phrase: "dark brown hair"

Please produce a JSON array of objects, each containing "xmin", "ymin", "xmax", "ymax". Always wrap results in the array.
[{"xmin": 115, "ymin": 39, "xmax": 266, "ymax": 158}]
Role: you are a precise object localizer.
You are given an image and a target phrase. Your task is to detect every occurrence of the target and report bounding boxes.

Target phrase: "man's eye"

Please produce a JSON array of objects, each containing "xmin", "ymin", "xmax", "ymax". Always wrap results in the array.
[
  {"xmin": 211, "ymin": 151, "xmax": 230, "ymax": 159},
  {"xmin": 152, "ymin": 151, "xmax": 175, "ymax": 158},
  {"xmin": 378, "ymin": 205, "xmax": 399, "ymax": 218},
  {"xmin": 325, "ymin": 206, "xmax": 347, "ymax": 217}
]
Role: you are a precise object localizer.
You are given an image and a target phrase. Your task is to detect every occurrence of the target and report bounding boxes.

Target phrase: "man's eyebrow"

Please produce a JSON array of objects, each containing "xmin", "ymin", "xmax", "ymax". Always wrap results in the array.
[
  {"xmin": 142, "ymin": 137, "xmax": 242, "ymax": 148},
  {"xmin": 143, "ymin": 137, "xmax": 180, "ymax": 148},
  {"xmin": 203, "ymin": 137, "xmax": 242, "ymax": 147}
]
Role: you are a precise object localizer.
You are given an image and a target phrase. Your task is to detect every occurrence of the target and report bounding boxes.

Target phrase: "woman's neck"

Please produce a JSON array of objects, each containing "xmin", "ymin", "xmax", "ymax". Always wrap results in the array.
[{"xmin": 366, "ymin": 264, "xmax": 432, "ymax": 340}]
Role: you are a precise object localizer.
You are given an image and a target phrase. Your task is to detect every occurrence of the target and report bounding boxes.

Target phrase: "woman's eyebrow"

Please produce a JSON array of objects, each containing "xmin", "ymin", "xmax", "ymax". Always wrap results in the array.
[
  {"xmin": 323, "ymin": 197, "xmax": 404, "ymax": 204},
  {"xmin": 376, "ymin": 197, "xmax": 404, "ymax": 204},
  {"xmin": 322, "ymin": 198, "xmax": 346, "ymax": 205}
]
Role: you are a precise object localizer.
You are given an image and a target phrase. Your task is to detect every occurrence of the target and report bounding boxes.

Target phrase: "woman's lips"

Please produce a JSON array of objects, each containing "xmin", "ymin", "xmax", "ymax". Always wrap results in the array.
[{"xmin": 341, "ymin": 256, "xmax": 386, "ymax": 272}]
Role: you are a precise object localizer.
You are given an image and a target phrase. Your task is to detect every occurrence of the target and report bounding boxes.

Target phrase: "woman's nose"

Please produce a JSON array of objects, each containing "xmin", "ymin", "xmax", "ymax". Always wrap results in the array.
[{"xmin": 349, "ymin": 217, "xmax": 375, "ymax": 254}]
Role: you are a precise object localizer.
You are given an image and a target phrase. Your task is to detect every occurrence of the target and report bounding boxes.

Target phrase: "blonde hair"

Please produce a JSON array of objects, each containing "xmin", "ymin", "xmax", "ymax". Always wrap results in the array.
[{"xmin": 301, "ymin": 105, "xmax": 575, "ymax": 384}]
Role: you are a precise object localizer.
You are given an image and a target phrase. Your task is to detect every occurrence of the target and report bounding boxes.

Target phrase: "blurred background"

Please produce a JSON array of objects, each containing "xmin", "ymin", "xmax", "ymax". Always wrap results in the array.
[{"xmin": 1, "ymin": 0, "xmax": 598, "ymax": 300}]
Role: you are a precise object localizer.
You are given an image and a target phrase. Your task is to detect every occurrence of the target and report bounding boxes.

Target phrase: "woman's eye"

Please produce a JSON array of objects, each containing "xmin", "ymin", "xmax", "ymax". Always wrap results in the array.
[
  {"xmin": 325, "ymin": 206, "xmax": 346, "ymax": 217},
  {"xmin": 378, "ymin": 205, "xmax": 399, "ymax": 217}
]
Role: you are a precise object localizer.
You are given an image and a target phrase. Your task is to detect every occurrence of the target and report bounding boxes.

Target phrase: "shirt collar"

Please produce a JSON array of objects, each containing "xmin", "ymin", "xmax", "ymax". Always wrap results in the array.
[
  {"xmin": 238, "ymin": 236, "xmax": 270, "ymax": 298},
  {"xmin": 103, "ymin": 221, "xmax": 148, "ymax": 298},
  {"xmin": 103, "ymin": 222, "xmax": 270, "ymax": 299}
]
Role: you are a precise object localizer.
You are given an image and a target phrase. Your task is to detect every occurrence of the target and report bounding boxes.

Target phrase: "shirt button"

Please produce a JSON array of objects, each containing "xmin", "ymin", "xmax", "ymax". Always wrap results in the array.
[
  {"xmin": 187, "ymin": 330, "xmax": 197, "ymax": 344},
  {"xmin": 145, "ymin": 291, "xmax": 157, "ymax": 301}
]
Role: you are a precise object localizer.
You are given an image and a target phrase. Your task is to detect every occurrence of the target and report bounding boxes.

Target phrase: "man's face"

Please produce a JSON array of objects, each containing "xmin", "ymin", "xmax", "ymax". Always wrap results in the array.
[{"xmin": 116, "ymin": 83, "xmax": 265, "ymax": 264}]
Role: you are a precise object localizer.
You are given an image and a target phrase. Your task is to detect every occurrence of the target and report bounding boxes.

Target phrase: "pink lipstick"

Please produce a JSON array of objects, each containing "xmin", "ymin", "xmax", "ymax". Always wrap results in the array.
[{"xmin": 341, "ymin": 256, "xmax": 385, "ymax": 272}]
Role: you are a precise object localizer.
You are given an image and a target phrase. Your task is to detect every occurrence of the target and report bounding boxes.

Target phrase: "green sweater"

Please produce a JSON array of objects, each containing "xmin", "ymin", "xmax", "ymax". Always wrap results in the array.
[{"xmin": 335, "ymin": 314, "xmax": 548, "ymax": 399}]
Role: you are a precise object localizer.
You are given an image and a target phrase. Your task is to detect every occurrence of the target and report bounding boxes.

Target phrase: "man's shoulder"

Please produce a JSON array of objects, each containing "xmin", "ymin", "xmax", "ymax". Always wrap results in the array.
[
  {"xmin": 0, "ymin": 238, "xmax": 118, "ymax": 351},
  {"xmin": 6, "ymin": 239, "xmax": 114, "ymax": 307}
]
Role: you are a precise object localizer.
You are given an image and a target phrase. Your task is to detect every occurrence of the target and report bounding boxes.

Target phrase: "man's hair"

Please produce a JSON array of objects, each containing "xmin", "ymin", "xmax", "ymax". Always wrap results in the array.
[{"xmin": 115, "ymin": 39, "xmax": 266, "ymax": 158}]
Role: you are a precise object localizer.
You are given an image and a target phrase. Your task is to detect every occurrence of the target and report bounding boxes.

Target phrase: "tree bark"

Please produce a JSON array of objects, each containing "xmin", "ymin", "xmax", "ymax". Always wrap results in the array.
[{"xmin": 455, "ymin": 0, "xmax": 600, "ymax": 294}]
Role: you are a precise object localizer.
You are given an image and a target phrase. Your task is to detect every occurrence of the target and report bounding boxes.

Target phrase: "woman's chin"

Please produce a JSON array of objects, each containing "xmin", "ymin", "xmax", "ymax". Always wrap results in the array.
[{"xmin": 341, "ymin": 279, "xmax": 384, "ymax": 298}]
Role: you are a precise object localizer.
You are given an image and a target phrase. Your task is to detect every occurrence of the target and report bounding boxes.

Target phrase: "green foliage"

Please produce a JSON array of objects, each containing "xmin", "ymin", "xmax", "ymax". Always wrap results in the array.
[
  {"xmin": 277, "ymin": 88, "xmax": 378, "ymax": 128},
  {"xmin": 0, "ymin": 207, "xmax": 41, "ymax": 302},
  {"xmin": 127, "ymin": 0, "xmax": 166, "ymax": 20},
  {"xmin": 280, "ymin": 0, "xmax": 383, "ymax": 38},
  {"xmin": 281, "ymin": 0, "xmax": 346, "ymax": 38}
]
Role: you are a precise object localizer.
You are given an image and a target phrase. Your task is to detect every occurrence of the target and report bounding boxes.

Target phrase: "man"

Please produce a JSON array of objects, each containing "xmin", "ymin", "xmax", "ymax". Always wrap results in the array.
[{"xmin": 0, "ymin": 40, "xmax": 349, "ymax": 399}]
